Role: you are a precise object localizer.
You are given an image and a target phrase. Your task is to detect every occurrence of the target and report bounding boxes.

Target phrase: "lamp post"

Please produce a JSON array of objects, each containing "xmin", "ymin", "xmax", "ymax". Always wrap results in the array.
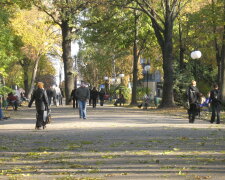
[
  {"xmin": 144, "ymin": 65, "xmax": 151, "ymax": 95},
  {"xmin": 104, "ymin": 76, "xmax": 109, "ymax": 94},
  {"xmin": 118, "ymin": 74, "xmax": 125, "ymax": 96},
  {"xmin": 191, "ymin": 50, "xmax": 202, "ymax": 80}
]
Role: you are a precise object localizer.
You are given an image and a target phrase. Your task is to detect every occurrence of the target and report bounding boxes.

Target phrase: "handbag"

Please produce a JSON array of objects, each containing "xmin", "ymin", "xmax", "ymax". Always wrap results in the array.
[{"xmin": 43, "ymin": 109, "xmax": 51, "ymax": 124}]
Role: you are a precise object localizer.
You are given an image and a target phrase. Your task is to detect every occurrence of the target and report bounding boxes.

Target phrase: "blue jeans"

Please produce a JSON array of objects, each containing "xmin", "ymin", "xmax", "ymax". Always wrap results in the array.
[{"xmin": 78, "ymin": 100, "xmax": 87, "ymax": 119}]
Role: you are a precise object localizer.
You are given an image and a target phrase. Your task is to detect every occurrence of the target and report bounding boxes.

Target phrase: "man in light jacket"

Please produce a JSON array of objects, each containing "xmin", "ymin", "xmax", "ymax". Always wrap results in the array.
[{"xmin": 75, "ymin": 82, "xmax": 90, "ymax": 119}]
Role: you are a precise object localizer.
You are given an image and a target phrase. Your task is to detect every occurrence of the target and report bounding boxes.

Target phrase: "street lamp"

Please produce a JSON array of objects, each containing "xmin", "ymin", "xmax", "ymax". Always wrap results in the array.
[
  {"xmin": 191, "ymin": 50, "xmax": 202, "ymax": 59},
  {"xmin": 118, "ymin": 74, "xmax": 125, "ymax": 96},
  {"xmin": 144, "ymin": 65, "xmax": 151, "ymax": 95},
  {"xmin": 119, "ymin": 74, "xmax": 124, "ymax": 84},
  {"xmin": 191, "ymin": 50, "xmax": 202, "ymax": 80},
  {"xmin": 104, "ymin": 76, "xmax": 109, "ymax": 94}
]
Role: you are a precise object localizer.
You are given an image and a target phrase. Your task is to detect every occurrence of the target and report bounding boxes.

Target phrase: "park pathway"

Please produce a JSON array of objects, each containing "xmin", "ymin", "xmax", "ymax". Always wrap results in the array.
[{"xmin": 0, "ymin": 105, "xmax": 225, "ymax": 180}]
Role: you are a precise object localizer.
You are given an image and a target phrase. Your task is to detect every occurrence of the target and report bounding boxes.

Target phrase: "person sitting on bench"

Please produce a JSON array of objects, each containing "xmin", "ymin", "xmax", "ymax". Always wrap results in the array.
[
  {"xmin": 7, "ymin": 92, "xmax": 19, "ymax": 110},
  {"xmin": 114, "ymin": 94, "xmax": 125, "ymax": 106},
  {"xmin": 138, "ymin": 94, "xmax": 150, "ymax": 109}
]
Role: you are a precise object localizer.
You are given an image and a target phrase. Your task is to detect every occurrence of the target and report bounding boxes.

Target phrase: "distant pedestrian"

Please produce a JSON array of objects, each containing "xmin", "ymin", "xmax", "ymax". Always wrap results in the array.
[
  {"xmin": 89, "ymin": 87, "xmax": 93, "ymax": 106},
  {"xmin": 28, "ymin": 82, "xmax": 49, "ymax": 130},
  {"xmin": 99, "ymin": 88, "xmax": 105, "ymax": 106},
  {"xmin": 55, "ymin": 85, "xmax": 62, "ymax": 106},
  {"xmin": 59, "ymin": 87, "xmax": 64, "ymax": 105},
  {"xmin": 210, "ymin": 84, "xmax": 221, "ymax": 124},
  {"xmin": 46, "ymin": 87, "xmax": 54, "ymax": 106},
  {"xmin": 75, "ymin": 82, "xmax": 90, "ymax": 119},
  {"xmin": 91, "ymin": 87, "xmax": 99, "ymax": 108},
  {"xmin": 70, "ymin": 88, "xmax": 78, "ymax": 108},
  {"xmin": 186, "ymin": 80, "xmax": 200, "ymax": 123}
]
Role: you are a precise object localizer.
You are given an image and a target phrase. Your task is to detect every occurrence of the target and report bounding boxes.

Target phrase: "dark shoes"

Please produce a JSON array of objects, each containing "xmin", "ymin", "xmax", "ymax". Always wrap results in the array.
[{"xmin": 210, "ymin": 120, "xmax": 220, "ymax": 124}]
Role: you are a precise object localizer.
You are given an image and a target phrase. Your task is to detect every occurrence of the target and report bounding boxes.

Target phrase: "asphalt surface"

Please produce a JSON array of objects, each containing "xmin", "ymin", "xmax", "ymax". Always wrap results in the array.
[{"xmin": 0, "ymin": 104, "xmax": 225, "ymax": 180}]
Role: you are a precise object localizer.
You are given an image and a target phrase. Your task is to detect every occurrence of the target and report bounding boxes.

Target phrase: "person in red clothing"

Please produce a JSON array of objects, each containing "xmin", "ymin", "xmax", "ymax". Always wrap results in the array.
[{"xmin": 7, "ymin": 92, "xmax": 19, "ymax": 110}]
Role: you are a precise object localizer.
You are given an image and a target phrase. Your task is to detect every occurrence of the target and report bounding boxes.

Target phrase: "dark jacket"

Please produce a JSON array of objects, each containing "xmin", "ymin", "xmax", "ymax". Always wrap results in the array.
[
  {"xmin": 71, "ymin": 89, "xmax": 77, "ymax": 100},
  {"xmin": 210, "ymin": 89, "xmax": 221, "ymax": 105},
  {"xmin": 187, "ymin": 85, "xmax": 199, "ymax": 104},
  {"xmin": 28, "ymin": 88, "xmax": 49, "ymax": 111},
  {"xmin": 99, "ymin": 90, "xmax": 105, "ymax": 101},
  {"xmin": 91, "ymin": 89, "xmax": 99, "ymax": 99},
  {"xmin": 75, "ymin": 86, "xmax": 90, "ymax": 101}
]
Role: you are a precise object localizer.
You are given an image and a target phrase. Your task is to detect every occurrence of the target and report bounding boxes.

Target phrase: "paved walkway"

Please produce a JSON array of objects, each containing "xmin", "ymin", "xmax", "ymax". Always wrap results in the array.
[{"xmin": 0, "ymin": 105, "xmax": 225, "ymax": 180}]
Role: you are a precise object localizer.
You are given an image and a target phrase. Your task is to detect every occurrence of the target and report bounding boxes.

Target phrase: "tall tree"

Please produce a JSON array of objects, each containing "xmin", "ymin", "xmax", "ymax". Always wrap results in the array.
[
  {"xmin": 80, "ymin": 2, "xmax": 154, "ymax": 104},
  {"xmin": 129, "ymin": 0, "xmax": 193, "ymax": 107},
  {"xmin": 10, "ymin": 8, "xmax": 59, "ymax": 97},
  {"xmin": 32, "ymin": 0, "xmax": 103, "ymax": 104}
]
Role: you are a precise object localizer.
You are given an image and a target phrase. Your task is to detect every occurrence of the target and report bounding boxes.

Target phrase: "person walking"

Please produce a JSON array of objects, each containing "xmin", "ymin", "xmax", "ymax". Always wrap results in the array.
[
  {"xmin": 210, "ymin": 84, "xmax": 221, "ymax": 124},
  {"xmin": 186, "ymin": 80, "xmax": 200, "ymax": 123},
  {"xmin": 75, "ymin": 82, "xmax": 90, "ymax": 119},
  {"xmin": 46, "ymin": 87, "xmax": 54, "ymax": 106},
  {"xmin": 91, "ymin": 87, "xmax": 99, "ymax": 108},
  {"xmin": 70, "ymin": 88, "xmax": 78, "ymax": 108},
  {"xmin": 28, "ymin": 82, "xmax": 49, "ymax": 129},
  {"xmin": 99, "ymin": 88, "xmax": 105, "ymax": 106}
]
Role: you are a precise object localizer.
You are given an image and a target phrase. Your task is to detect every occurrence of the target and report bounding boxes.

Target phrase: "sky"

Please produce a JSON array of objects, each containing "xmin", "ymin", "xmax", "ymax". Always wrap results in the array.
[{"xmin": 54, "ymin": 41, "xmax": 79, "ymax": 86}]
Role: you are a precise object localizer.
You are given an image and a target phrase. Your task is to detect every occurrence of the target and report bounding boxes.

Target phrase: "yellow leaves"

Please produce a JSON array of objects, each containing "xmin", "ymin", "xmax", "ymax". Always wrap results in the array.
[{"xmin": 10, "ymin": 7, "xmax": 60, "ymax": 57}]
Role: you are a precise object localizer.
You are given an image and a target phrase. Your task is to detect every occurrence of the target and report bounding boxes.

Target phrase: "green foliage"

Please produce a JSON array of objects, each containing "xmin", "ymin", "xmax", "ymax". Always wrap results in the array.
[
  {"xmin": 0, "ymin": 86, "xmax": 13, "ymax": 96},
  {"xmin": 136, "ymin": 87, "xmax": 151, "ymax": 100},
  {"xmin": 115, "ymin": 86, "xmax": 131, "ymax": 101}
]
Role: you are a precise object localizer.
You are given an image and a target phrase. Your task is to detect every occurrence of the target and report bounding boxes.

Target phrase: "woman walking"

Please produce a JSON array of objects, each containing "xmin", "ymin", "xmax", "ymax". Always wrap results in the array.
[{"xmin": 28, "ymin": 82, "xmax": 49, "ymax": 129}]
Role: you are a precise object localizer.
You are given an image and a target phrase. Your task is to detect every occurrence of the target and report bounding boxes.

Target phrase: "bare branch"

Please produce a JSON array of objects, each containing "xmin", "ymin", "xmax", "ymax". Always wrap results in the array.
[
  {"xmin": 134, "ymin": 0, "xmax": 164, "ymax": 33},
  {"xmin": 173, "ymin": 0, "xmax": 191, "ymax": 21},
  {"xmin": 32, "ymin": 0, "xmax": 62, "ymax": 26}
]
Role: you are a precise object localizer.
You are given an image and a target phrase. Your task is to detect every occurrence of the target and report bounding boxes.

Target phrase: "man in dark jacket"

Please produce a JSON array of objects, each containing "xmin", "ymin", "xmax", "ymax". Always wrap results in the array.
[
  {"xmin": 210, "ymin": 84, "xmax": 221, "ymax": 124},
  {"xmin": 186, "ymin": 80, "xmax": 200, "ymax": 123},
  {"xmin": 91, "ymin": 87, "xmax": 99, "ymax": 108},
  {"xmin": 75, "ymin": 82, "xmax": 90, "ymax": 119},
  {"xmin": 28, "ymin": 82, "xmax": 49, "ymax": 129}
]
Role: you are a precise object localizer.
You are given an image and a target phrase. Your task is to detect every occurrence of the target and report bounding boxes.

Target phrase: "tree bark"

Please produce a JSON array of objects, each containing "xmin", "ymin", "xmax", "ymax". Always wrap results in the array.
[
  {"xmin": 131, "ymin": 9, "xmax": 139, "ymax": 105},
  {"xmin": 61, "ymin": 20, "xmax": 74, "ymax": 105},
  {"xmin": 160, "ymin": 18, "xmax": 175, "ymax": 107},
  {"xmin": 27, "ymin": 56, "xmax": 41, "ymax": 98},
  {"xmin": 220, "ymin": 1, "xmax": 225, "ymax": 101},
  {"xmin": 178, "ymin": 21, "xmax": 185, "ymax": 70},
  {"xmin": 19, "ymin": 57, "xmax": 30, "ymax": 97}
]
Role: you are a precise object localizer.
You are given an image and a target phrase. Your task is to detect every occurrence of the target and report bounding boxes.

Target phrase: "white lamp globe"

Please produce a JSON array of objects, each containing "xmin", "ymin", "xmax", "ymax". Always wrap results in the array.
[
  {"xmin": 191, "ymin": 51, "xmax": 202, "ymax": 59},
  {"xmin": 144, "ymin": 65, "xmax": 151, "ymax": 71},
  {"xmin": 119, "ymin": 74, "xmax": 125, "ymax": 78},
  {"xmin": 111, "ymin": 78, "xmax": 116, "ymax": 82},
  {"xmin": 104, "ymin": 76, "xmax": 109, "ymax": 80}
]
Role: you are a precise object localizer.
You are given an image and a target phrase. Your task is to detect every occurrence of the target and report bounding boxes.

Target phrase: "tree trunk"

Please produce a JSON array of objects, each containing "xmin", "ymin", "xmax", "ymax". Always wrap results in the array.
[
  {"xmin": 178, "ymin": 21, "xmax": 185, "ymax": 70},
  {"xmin": 23, "ymin": 66, "xmax": 29, "ymax": 97},
  {"xmin": 160, "ymin": 16, "xmax": 175, "ymax": 107},
  {"xmin": 19, "ymin": 58, "xmax": 30, "ymax": 97},
  {"xmin": 131, "ymin": 10, "xmax": 138, "ymax": 105},
  {"xmin": 220, "ymin": 1, "xmax": 225, "ymax": 101},
  {"xmin": 61, "ymin": 20, "xmax": 74, "ymax": 105},
  {"xmin": 27, "ymin": 57, "xmax": 41, "ymax": 99}
]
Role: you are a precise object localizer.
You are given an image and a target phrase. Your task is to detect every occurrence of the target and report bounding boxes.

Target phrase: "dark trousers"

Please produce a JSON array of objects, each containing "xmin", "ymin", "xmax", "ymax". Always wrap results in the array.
[
  {"xmin": 100, "ymin": 99, "xmax": 104, "ymax": 106},
  {"xmin": 48, "ymin": 97, "xmax": 52, "ymax": 106},
  {"xmin": 188, "ymin": 103, "xmax": 199, "ymax": 123},
  {"xmin": 93, "ymin": 98, "xmax": 97, "ymax": 108},
  {"xmin": 36, "ymin": 110, "xmax": 45, "ymax": 128},
  {"xmin": 211, "ymin": 103, "xmax": 220, "ymax": 123},
  {"xmin": 73, "ymin": 98, "xmax": 78, "ymax": 108}
]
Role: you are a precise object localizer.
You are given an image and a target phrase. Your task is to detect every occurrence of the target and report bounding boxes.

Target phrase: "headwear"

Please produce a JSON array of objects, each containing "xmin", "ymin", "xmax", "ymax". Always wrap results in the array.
[{"xmin": 37, "ymin": 82, "xmax": 44, "ymax": 88}]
